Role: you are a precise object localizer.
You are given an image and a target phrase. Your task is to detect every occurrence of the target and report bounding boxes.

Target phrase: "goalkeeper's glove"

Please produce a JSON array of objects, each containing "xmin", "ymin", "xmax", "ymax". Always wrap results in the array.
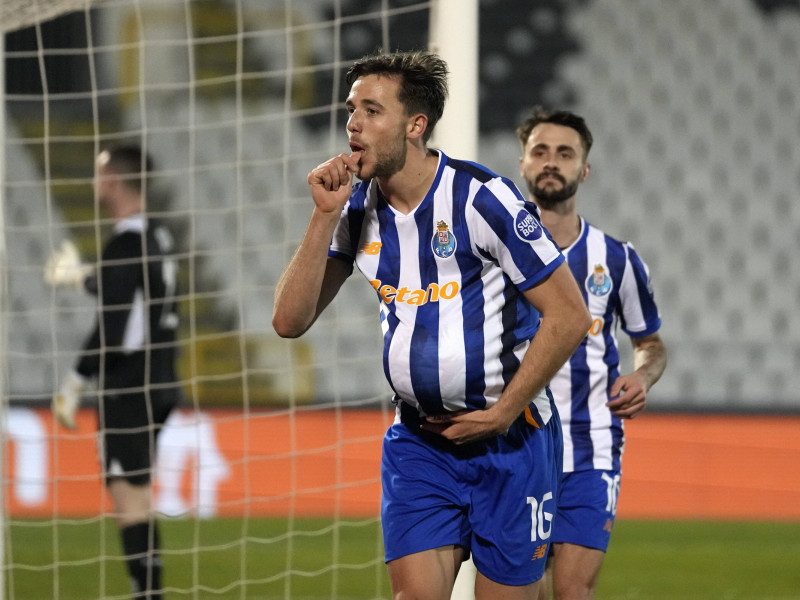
[
  {"xmin": 44, "ymin": 240, "xmax": 93, "ymax": 291},
  {"xmin": 52, "ymin": 370, "xmax": 86, "ymax": 430}
]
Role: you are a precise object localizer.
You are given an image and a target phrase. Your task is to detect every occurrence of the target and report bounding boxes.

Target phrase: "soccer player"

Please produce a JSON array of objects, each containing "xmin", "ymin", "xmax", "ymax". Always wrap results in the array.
[
  {"xmin": 516, "ymin": 107, "xmax": 668, "ymax": 600},
  {"xmin": 46, "ymin": 144, "xmax": 181, "ymax": 599},
  {"xmin": 273, "ymin": 51, "xmax": 591, "ymax": 600}
]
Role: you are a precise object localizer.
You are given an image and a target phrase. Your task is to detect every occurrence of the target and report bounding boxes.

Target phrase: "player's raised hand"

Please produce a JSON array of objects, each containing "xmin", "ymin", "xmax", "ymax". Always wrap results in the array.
[
  {"xmin": 307, "ymin": 151, "xmax": 362, "ymax": 213},
  {"xmin": 44, "ymin": 240, "xmax": 93, "ymax": 291}
]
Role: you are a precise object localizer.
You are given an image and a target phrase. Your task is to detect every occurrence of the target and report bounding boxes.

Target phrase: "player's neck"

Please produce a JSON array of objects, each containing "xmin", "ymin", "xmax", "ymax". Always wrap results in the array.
[
  {"xmin": 536, "ymin": 199, "xmax": 581, "ymax": 249},
  {"xmin": 112, "ymin": 197, "xmax": 144, "ymax": 222},
  {"xmin": 378, "ymin": 148, "xmax": 438, "ymax": 215}
]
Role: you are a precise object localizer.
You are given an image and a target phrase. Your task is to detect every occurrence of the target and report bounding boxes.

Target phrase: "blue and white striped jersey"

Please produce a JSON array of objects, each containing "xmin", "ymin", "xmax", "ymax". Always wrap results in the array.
[
  {"xmin": 329, "ymin": 150, "xmax": 565, "ymax": 426},
  {"xmin": 553, "ymin": 217, "xmax": 662, "ymax": 472}
]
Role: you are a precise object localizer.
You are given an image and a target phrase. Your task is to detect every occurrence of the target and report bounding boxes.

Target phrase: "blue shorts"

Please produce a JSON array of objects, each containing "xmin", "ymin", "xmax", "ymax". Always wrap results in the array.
[
  {"xmin": 380, "ymin": 411, "xmax": 562, "ymax": 586},
  {"xmin": 550, "ymin": 469, "xmax": 621, "ymax": 551}
]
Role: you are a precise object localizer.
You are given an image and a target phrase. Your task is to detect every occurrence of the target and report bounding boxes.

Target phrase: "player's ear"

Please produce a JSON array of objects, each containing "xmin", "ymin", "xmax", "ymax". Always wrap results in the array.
[
  {"xmin": 581, "ymin": 161, "xmax": 591, "ymax": 181},
  {"xmin": 407, "ymin": 113, "xmax": 428, "ymax": 140}
]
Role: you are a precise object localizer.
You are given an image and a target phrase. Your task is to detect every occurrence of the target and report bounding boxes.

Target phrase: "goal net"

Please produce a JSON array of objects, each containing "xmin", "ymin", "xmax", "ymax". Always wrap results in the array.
[{"xmin": 2, "ymin": 1, "xmax": 433, "ymax": 598}]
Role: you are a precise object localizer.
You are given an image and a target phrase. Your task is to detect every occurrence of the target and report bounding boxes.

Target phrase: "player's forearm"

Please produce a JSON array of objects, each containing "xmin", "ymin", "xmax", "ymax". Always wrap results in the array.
[
  {"xmin": 272, "ymin": 208, "xmax": 339, "ymax": 338},
  {"xmin": 493, "ymin": 304, "xmax": 591, "ymax": 426},
  {"xmin": 632, "ymin": 335, "xmax": 668, "ymax": 391}
]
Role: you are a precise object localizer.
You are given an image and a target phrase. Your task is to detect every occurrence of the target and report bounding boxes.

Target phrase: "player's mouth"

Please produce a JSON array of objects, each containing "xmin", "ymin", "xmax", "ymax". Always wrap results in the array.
[
  {"xmin": 349, "ymin": 141, "xmax": 365, "ymax": 155},
  {"xmin": 536, "ymin": 172, "xmax": 564, "ymax": 185}
]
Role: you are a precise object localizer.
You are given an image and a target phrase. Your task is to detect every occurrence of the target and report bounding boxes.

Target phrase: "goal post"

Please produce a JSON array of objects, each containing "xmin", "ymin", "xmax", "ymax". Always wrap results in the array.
[{"xmin": 429, "ymin": 0, "xmax": 478, "ymax": 162}]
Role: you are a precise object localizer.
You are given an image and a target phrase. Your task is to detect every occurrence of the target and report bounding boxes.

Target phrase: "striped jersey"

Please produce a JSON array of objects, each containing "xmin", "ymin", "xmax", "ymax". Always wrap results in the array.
[
  {"xmin": 329, "ymin": 150, "xmax": 565, "ymax": 426},
  {"xmin": 552, "ymin": 216, "xmax": 661, "ymax": 472}
]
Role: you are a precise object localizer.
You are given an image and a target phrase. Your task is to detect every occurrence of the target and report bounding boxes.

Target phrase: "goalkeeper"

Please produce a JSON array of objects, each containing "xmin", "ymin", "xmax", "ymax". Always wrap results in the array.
[{"xmin": 46, "ymin": 144, "xmax": 181, "ymax": 600}]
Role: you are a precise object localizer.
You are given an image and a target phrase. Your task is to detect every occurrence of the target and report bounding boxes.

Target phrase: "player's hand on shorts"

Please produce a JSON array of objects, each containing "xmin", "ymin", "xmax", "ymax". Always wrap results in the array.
[
  {"xmin": 52, "ymin": 371, "xmax": 86, "ymax": 430},
  {"xmin": 421, "ymin": 409, "xmax": 509, "ymax": 445},
  {"xmin": 44, "ymin": 240, "xmax": 93, "ymax": 291}
]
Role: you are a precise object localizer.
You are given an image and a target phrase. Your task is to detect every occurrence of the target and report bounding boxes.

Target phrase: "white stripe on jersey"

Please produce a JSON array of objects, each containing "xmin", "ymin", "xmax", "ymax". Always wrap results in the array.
[
  {"xmin": 430, "ymin": 170, "xmax": 467, "ymax": 408},
  {"xmin": 584, "ymin": 226, "xmax": 614, "ymax": 471},
  {"xmin": 386, "ymin": 211, "xmax": 421, "ymax": 406}
]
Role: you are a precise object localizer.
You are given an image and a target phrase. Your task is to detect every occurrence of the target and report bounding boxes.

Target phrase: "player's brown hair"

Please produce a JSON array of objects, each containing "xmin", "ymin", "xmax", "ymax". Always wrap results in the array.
[
  {"xmin": 516, "ymin": 107, "xmax": 594, "ymax": 160},
  {"xmin": 345, "ymin": 51, "xmax": 449, "ymax": 142}
]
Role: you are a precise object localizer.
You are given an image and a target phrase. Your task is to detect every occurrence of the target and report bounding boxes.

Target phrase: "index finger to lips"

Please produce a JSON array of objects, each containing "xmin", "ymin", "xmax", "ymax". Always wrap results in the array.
[{"xmin": 347, "ymin": 150, "xmax": 362, "ymax": 170}]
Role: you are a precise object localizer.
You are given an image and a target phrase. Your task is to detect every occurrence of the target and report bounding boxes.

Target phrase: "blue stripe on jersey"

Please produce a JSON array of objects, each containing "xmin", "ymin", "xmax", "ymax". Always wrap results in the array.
[
  {"xmin": 443, "ymin": 157, "xmax": 497, "ymax": 184},
  {"xmin": 347, "ymin": 182, "xmax": 369, "ymax": 257},
  {"xmin": 499, "ymin": 275, "xmax": 525, "ymax": 389},
  {"xmin": 565, "ymin": 245, "xmax": 595, "ymax": 467},
  {"xmin": 450, "ymin": 169, "xmax": 488, "ymax": 409},
  {"xmin": 375, "ymin": 199, "xmax": 401, "ymax": 396},
  {"xmin": 625, "ymin": 247, "xmax": 662, "ymax": 336},
  {"xmin": 603, "ymin": 240, "xmax": 626, "ymax": 375},
  {"xmin": 409, "ymin": 206, "xmax": 443, "ymax": 408}
]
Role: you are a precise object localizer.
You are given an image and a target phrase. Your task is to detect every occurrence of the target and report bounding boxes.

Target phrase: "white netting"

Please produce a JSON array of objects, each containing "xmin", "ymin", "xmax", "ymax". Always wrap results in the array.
[
  {"xmin": 2, "ymin": 1, "xmax": 430, "ymax": 598},
  {"xmin": 1, "ymin": 0, "xmax": 108, "ymax": 33}
]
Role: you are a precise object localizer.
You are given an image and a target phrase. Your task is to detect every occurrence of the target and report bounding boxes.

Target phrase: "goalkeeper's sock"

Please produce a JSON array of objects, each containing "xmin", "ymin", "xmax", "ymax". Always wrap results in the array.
[{"xmin": 121, "ymin": 521, "xmax": 163, "ymax": 600}]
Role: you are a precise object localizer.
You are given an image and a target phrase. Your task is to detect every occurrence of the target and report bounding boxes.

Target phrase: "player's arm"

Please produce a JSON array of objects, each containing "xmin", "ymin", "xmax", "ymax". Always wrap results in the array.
[
  {"xmin": 606, "ymin": 332, "xmax": 667, "ymax": 419},
  {"xmin": 272, "ymin": 151, "xmax": 361, "ymax": 338},
  {"xmin": 423, "ymin": 262, "xmax": 591, "ymax": 444}
]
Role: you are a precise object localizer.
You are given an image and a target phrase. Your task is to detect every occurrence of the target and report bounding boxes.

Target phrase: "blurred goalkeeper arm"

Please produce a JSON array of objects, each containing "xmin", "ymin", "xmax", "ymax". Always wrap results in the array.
[
  {"xmin": 44, "ymin": 240, "xmax": 93, "ymax": 291},
  {"xmin": 52, "ymin": 370, "xmax": 86, "ymax": 430}
]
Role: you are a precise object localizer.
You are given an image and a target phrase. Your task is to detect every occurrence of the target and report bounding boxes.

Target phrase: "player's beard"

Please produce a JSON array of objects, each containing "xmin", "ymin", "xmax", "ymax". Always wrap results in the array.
[
  {"xmin": 361, "ymin": 127, "xmax": 407, "ymax": 181},
  {"xmin": 527, "ymin": 171, "xmax": 580, "ymax": 210}
]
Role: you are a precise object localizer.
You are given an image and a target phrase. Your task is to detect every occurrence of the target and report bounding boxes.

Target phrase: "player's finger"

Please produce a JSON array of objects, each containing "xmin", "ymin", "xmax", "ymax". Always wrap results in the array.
[{"xmin": 345, "ymin": 150, "xmax": 362, "ymax": 172}]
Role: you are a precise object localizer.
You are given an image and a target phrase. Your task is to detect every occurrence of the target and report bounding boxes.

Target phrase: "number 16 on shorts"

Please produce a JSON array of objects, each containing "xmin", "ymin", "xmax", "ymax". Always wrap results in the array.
[{"xmin": 527, "ymin": 492, "xmax": 554, "ymax": 541}]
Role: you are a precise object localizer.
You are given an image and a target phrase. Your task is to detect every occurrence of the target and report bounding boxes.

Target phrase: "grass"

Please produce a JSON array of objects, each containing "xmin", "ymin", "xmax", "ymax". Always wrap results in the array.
[
  {"xmin": 597, "ymin": 520, "xmax": 800, "ymax": 600},
  {"xmin": 4, "ymin": 517, "xmax": 390, "ymax": 599},
  {"xmin": 4, "ymin": 518, "xmax": 800, "ymax": 599}
]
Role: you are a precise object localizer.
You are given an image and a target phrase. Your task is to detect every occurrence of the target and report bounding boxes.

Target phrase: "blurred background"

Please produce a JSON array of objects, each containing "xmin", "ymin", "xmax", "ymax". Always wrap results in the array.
[{"xmin": 4, "ymin": 0, "xmax": 799, "ymax": 414}]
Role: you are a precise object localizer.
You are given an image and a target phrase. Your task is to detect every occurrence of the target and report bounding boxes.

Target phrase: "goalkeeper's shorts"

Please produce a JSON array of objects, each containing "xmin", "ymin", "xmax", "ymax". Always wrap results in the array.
[
  {"xmin": 380, "ymin": 406, "xmax": 563, "ymax": 586},
  {"xmin": 97, "ymin": 388, "xmax": 179, "ymax": 486}
]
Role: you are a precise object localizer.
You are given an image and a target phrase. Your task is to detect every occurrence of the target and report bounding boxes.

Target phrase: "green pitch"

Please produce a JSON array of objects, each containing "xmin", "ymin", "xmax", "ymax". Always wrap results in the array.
[{"xmin": 4, "ymin": 518, "xmax": 800, "ymax": 599}]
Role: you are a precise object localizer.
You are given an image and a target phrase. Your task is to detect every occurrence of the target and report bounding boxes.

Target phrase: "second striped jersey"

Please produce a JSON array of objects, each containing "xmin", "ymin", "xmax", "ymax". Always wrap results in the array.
[{"xmin": 553, "ymin": 217, "xmax": 662, "ymax": 472}]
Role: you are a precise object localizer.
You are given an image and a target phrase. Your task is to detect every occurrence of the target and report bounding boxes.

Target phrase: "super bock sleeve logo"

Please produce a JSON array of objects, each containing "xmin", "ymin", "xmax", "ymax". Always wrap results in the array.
[
  {"xmin": 514, "ymin": 209, "xmax": 544, "ymax": 242},
  {"xmin": 432, "ymin": 220, "xmax": 457, "ymax": 258}
]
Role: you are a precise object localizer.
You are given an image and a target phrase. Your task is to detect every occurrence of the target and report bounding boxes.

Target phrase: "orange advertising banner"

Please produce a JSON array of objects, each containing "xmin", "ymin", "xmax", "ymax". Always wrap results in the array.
[
  {"xmin": 4, "ymin": 408, "xmax": 800, "ymax": 521},
  {"xmin": 4, "ymin": 407, "xmax": 393, "ymax": 519}
]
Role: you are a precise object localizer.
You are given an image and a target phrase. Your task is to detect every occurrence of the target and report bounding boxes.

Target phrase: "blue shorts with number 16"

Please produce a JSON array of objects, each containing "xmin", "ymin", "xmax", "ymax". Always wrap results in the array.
[{"xmin": 380, "ymin": 411, "xmax": 562, "ymax": 586}]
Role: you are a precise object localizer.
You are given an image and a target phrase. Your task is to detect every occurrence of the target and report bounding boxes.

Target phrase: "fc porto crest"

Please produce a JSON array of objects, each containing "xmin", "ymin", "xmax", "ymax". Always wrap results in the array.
[
  {"xmin": 432, "ymin": 219, "xmax": 457, "ymax": 258},
  {"xmin": 586, "ymin": 263, "xmax": 613, "ymax": 296}
]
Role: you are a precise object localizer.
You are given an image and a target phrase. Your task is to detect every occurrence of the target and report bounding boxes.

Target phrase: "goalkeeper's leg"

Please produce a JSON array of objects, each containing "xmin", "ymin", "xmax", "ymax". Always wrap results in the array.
[{"xmin": 109, "ymin": 479, "xmax": 164, "ymax": 600}]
